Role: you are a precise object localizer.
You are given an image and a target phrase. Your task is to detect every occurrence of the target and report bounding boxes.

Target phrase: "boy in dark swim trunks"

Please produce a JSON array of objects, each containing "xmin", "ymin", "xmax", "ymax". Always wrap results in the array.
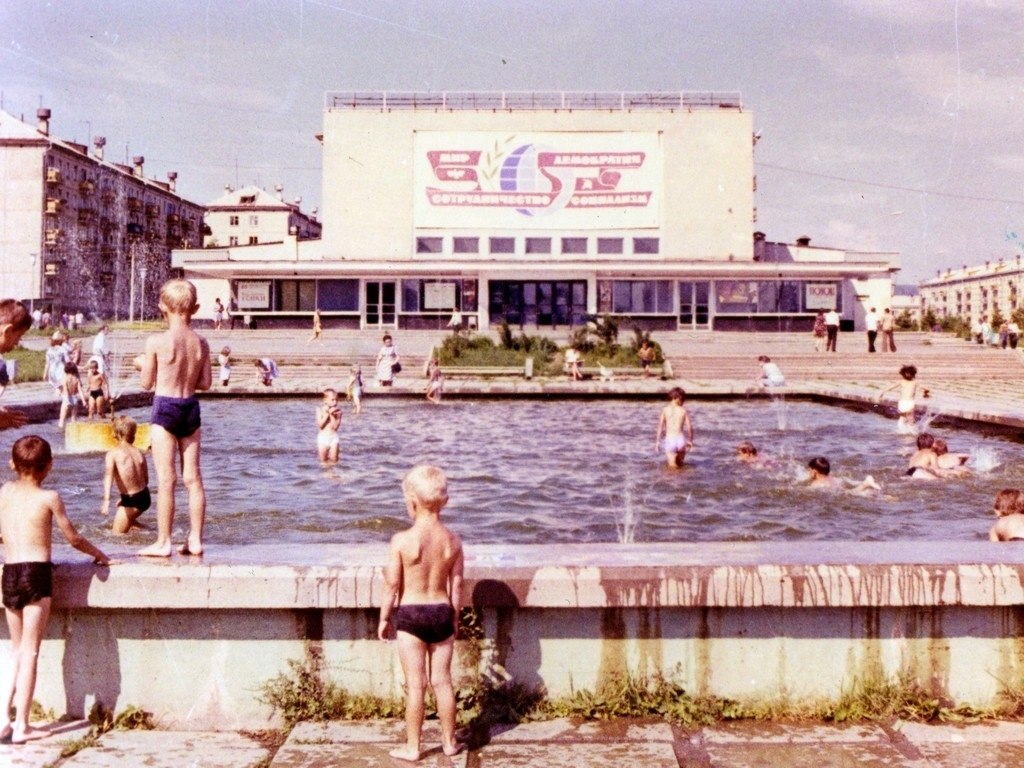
[
  {"xmin": 0, "ymin": 435, "xmax": 109, "ymax": 744},
  {"xmin": 101, "ymin": 415, "xmax": 151, "ymax": 534},
  {"xmin": 378, "ymin": 465, "xmax": 465, "ymax": 762},
  {"xmin": 134, "ymin": 279, "xmax": 211, "ymax": 557}
]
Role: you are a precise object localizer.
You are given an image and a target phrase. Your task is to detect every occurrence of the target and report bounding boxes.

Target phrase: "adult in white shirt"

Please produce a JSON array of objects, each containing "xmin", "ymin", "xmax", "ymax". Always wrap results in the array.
[
  {"xmin": 864, "ymin": 307, "xmax": 879, "ymax": 353},
  {"xmin": 824, "ymin": 308, "xmax": 840, "ymax": 352},
  {"xmin": 92, "ymin": 323, "xmax": 111, "ymax": 374}
]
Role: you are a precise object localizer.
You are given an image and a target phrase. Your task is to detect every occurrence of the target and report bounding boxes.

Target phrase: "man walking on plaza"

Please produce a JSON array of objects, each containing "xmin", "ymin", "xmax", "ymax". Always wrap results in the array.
[
  {"xmin": 865, "ymin": 307, "xmax": 879, "ymax": 353},
  {"xmin": 824, "ymin": 308, "xmax": 840, "ymax": 352},
  {"xmin": 881, "ymin": 308, "xmax": 897, "ymax": 352}
]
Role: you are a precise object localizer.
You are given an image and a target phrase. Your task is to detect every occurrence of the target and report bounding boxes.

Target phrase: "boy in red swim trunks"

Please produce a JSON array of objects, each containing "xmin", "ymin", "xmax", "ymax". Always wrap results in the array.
[
  {"xmin": 0, "ymin": 435, "xmax": 109, "ymax": 744},
  {"xmin": 378, "ymin": 465, "xmax": 465, "ymax": 761},
  {"xmin": 135, "ymin": 279, "xmax": 211, "ymax": 557}
]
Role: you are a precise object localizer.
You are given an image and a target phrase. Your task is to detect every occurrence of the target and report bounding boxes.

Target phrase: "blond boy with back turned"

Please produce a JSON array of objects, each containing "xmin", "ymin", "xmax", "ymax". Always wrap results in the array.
[
  {"xmin": 0, "ymin": 435, "xmax": 110, "ymax": 744},
  {"xmin": 101, "ymin": 415, "xmax": 151, "ymax": 534},
  {"xmin": 655, "ymin": 387, "xmax": 694, "ymax": 468},
  {"xmin": 135, "ymin": 279, "xmax": 211, "ymax": 557},
  {"xmin": 379, "ymin": 465, "xmax": 465, "ymax": 761}
]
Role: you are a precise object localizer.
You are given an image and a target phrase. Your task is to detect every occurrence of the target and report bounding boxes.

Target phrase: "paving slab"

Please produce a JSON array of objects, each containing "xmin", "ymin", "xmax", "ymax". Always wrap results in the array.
[
  {"xmin": 60, "ymin": 730, "xmax": 270, "ymax": 767},
  {"xmin": 0, "ymin": 720, "xmax": 90, "ymax": 768},
  {"xmin": 273, "ymin": 721, "xmax": 467, "ymax": 768},
  {"xmin": 893, "ymin": 721, "xmax": 1024, "ymax": 768},
  {"xmin": 474, "ymin": 741, "xmax": 678, "ymax": 767}
]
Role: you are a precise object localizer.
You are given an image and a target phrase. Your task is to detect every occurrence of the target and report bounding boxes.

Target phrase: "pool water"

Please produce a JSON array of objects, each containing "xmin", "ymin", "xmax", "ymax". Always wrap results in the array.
[{"xmin": 16, "ymin": 397, "xmax": 1024, "ymax": 553}]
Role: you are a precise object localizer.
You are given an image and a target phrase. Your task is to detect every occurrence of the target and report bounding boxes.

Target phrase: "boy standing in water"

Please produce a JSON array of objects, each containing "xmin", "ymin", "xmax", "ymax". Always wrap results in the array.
[
  {"xmin": 379, "ymin": 465, "xmax": 465, "ymax": 762},
  {"xmin": 655, "ymin": 387, "xmax": 694, "ymax": 468},
  {"xmin": 316, "ymin": 389, "xmax": 342, "ymax": 463},
  {"xmin": 135, "ymin": 279, "xmax": 211, "ymax": 557},
  {"xmin": 0, "ymin": 435, "xmax": 110, "ymax": 744},
  {"xmin": 101, "ymin": 415, "xmax": 151, "ymax": 534},
  {"xmin": 878, "ymin": 364, "xmax": 923, "ymax": 430}
]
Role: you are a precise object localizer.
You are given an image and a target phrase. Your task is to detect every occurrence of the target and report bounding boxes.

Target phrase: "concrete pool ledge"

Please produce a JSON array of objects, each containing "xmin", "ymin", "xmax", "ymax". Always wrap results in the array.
[{"xmin": 15, "ymin": 541, "xmax": 1024, "ymax": 730}]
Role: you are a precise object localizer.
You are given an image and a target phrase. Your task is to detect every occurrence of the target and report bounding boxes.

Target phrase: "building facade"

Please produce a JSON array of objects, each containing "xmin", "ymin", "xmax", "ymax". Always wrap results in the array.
[
  {"xmin": 919, "ymin": 257, "xmax": 1024, "ymax": 325},
  {"xmin": 174, "ymin": 91, "xmax": 899, "ymax": 331},
  {"xmin": 0, "ymin": 108, "xmax": 204, "ymax": 320},
  {"xmin": 204, "ymin": 184, "xmax": 321, "ymax": 248}
]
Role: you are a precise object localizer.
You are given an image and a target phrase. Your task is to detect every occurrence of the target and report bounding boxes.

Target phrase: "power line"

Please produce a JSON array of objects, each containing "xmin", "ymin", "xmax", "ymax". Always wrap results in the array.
[{"xmin": 755, "ymin": 161, "xmax": 1024, "ymax": 206}]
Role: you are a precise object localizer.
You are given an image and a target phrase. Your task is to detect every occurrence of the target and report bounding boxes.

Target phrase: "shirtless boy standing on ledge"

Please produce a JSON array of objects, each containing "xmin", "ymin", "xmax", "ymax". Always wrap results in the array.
[
  {"xmin": 135, "ymin": 279, "xmax": 211, "ymax": 557},
  {"xmin": 378, "ymin": 465, "xmax": 465, "ymax": 762}
]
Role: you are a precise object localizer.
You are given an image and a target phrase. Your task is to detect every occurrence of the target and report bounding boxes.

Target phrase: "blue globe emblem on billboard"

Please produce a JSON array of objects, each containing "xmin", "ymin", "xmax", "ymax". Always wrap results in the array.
[{"xmin": 499, "ymin": 144, "xmax": 571, "ymax": 217}]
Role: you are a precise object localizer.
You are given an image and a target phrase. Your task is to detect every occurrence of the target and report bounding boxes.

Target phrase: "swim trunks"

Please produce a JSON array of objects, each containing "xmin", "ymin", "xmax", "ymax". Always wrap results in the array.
[
  {"xmin": 317, "ymin": 431, "xmax": 340, "ymax": 450},
  {"xmin": 2, "ymin": 561, "xmax": 53, "ymax": 610},
  {"xmin": 90, "ymin": 389, "xmax": 104, "ymax": 399},
  {"xmin": 663, "ymin": 436, "xmax": 687, "ymax": 453},
  {"xmin": 395, "ymin": 603, "xmax": 455, "ymax": 645},
  {"xmin": 898, "ymin": 398, "xmax": 915, "ymax": 414},
  {"xmin": 151, "ymin": 395, "xmax": 201, "ymax": 438},
  {"xmin": 119, "ymin": 487, "xmax": 152, "ymax": 513},
  {"xmin": 906, "ymin": 466, "xmax": 932, "ymax": 478}
]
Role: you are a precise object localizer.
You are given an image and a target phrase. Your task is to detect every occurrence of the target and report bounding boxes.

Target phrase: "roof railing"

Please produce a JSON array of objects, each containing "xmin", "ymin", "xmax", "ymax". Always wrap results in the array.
[{"xmin": 324, "ymin": 91, "xmax": 742, "ymax": 112}]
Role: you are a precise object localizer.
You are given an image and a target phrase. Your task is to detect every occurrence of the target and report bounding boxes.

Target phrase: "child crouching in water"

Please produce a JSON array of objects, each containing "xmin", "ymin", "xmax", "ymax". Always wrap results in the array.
[
  {"xmin": 0, "ymin": 435, "xmax": 110, "ymax": 744},
  {"xmin": 806, "ymin": 456, "xmax": 880, "ymax": 494},
  {"xmin": 101, "ymin": 415, "xmax": 151, "ymax": 533},
  {"xmin": 990, "ymin": 489, "xmax": 1024, "ymax": 541},
  {"xmin": 379, "ymin": 465, "xmax": 465, "ymax": 761}
]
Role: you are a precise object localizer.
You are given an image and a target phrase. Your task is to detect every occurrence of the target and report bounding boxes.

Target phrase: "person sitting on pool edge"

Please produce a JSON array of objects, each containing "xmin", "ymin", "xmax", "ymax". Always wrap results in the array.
[{"xmin": 806, "ymin": 456, "xmax": 880, "ymax": 494}]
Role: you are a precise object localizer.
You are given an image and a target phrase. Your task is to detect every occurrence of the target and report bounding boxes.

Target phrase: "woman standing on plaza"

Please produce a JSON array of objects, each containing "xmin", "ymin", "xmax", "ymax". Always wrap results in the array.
[
  {"xmin": 812, "ymin": 310, "xmax": 827, "ymax": 352},
  {"xmin": 375, "ymin": 333, "xmax": 400, "ymax": 387}
]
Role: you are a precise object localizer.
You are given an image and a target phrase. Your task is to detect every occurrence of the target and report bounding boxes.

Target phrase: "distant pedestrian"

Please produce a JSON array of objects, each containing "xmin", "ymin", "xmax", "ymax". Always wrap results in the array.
[
  {"xmin": 375, "ymin": 334, "xmax": 400, "ymax": 387},
  {"xmin": 228, "ymin": 297, "xmax": 239, "ymax": 330},
  {"xmin": 880, "ymin": 308, "xmax": 897, "ymax": 352},
  {"xmin": 824, "ymin": 308, "xmax": 840, "ymax": 352},
  {"xmin": 218, "ymin": 346, "xmax": 231, "ymax": 387},
  {"xmin": 812, "ymin": 310, "xmax": 827, "ymax": 352},
  {"xmin": 307, "ymin": 309, "xmax": 323, "ymax": 343},
  {"xmin": 1009, "ymin": 320, "xmax": 1020, "ymax": 350},
  {"xmin": 92, "ymin": 324, "xmax": 111, "ymax": 374},
  {"xmin": 213, "ymin": 298, "xmax": 224, "ymax": 331},
  {"xmin": 865, "ymin": 307, "xmax": 879, "ymax": 353}
]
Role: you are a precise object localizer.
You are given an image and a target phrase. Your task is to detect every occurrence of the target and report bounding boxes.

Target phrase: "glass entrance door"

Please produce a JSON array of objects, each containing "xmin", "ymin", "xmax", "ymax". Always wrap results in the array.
[
  {"xmin": 364, "ymin": 281, "xmax": 396, "ymax": 328},
  {"xmin": 678, "ymin": 281, "xmax": 711, "ymax": 330}
]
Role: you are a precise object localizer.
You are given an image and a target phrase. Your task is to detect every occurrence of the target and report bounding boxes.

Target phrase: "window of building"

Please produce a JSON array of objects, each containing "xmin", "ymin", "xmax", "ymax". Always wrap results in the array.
[
  {"xmin": 489, "ymin": 237, "xmax": 515, "ymax": 254},
  {"xmin": 248, "ymin": 236, "xmax": 258, "ymax": 245},
  {"xmin": 416, "ymin": 237, "xmax": 443, "ymax": 253},
  {"xmin": 525, "ymin": 238, "xmax": 551, "ymax": 254},
  {"xmin": 276, "ymin": 280, "xmax": 317, "ymax": 312},
  {"xmin": 316, "ymin": 279, "xmax": 360, "ymax": 311},
  {"xmin": 453, "ymin": 237, "xmax": 479, "ymax": 254},
  {"xmin": 239, "ymin": 194, "xmax": 257, "ymax": 204},
  {"xmin": 402, "ymin": 279, "xmax": 462, "ymax": 313},
  {"xmin": 597, "ymin": 238, "xmax": 624, "ymax": 254},
  {"xmin": 249, "ymin": 215, "xmax": 259, "ymax": 226},
  {"xmin": 561, "ymin": 237, "xmax": 587, "ymax": 254},
  {"xmin": 228, "ymin": 236, "xmax": 239, "ymax": 246},
  {"xmin": 633, "ymin": 238, "xmax": 660, "ymax": 254},
  {"xmin": 229, "ymin": 215, "xmax": 239, "ymax": 226},
  {"xmin": 715, "ymin": 280, "xmax": 824, "ymax": 314},
  {"xmin": 611, "ymin": 280, "xmax": 673, "ymax": 313}
]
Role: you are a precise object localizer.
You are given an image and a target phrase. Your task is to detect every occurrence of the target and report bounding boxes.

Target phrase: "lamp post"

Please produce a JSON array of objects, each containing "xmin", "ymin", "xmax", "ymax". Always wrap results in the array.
[
  {"xmin": 28, "ymin": 253, "xmax": 37, "ymax": 317},
  {"xmin": 138, "ymin": 267, "xmax": 148, "ymax": 324},
  {"xmin": 128, "ymin": 240, "xmax": 137, "ymax": 324}
]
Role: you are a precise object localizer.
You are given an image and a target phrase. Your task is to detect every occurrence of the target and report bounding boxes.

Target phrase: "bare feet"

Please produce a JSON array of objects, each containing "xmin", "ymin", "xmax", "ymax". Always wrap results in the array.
[
  {"xmin": 178, "ymin": 537, "xmax": 203, "ymax": 556},
  {"xmin": 0, "ymin": 723, "xmax": 11, "ymax": 743},
  {"xmin": 388, "ymin": 746, "xmax": 422, "ymax": 762},
  {"xmin": 138, "ymin": 541, "xmax": 172, "ymax": 557},
  {"xmin": 12, "ymin": 725, "xmax": 48, "ymax": 744},
  {"xmin": 443, "ymin": 741, "xmax": 466, "ymax": 757}
]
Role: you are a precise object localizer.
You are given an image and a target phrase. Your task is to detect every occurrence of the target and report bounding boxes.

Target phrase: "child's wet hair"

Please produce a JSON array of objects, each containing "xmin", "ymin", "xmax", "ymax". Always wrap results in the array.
[
  {"xmin": 11, "ymin": 435, "xmax": 52, "ymax": 475},
  {"xmin": 994, "ymin": 489, "xmax": 1024, "ymax": 517},
  {"xmin": 900, "ymin": 365, "xmax": 917, "ymax": 380},
  {"xmin": 112, "ymin": 415, "xmax": 138, "ymax": 443},
  {"xmin": 158, "ymin": 279, "xmax": 199, "ymax": 315},
  {"xmin": 737, "ymin": 441, "xmax": 758, "ymax": 456},
  {"xmin": 808, "ymin": 456, "xmax": 830, "ymax": 475},
  {"xmin": 0, "ymin": 299, "xmax": 31, "ymax": 333},
  {"xmin": 402, "ymin": 464, "xmax": 449, "ymax": 509},
  {"xmin": 64, "ymin": 362, "xmax": 78, "ymax": 375},
  {"xmin": 221, "ymin": 346, "xmax": 231, "ymax": 356},
  {"xmin": 916, "ymin": 433, "xmax": 935, "ymax": 449},
  {"xmin": 668, "ymin": 386, "xmax": 685, "ymax": 401}
]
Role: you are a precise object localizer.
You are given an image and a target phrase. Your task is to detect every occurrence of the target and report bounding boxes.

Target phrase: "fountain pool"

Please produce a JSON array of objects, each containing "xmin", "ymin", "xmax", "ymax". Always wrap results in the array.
[{"xmin": 16, "ymin": 397, "xmax": 1023, "ymax": 553}]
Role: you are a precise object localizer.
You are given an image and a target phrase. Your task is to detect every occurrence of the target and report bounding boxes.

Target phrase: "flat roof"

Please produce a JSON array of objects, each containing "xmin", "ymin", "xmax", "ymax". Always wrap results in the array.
[{"xmin": 325, "ymin": 91, "xmax": 743, "ymax": 112}]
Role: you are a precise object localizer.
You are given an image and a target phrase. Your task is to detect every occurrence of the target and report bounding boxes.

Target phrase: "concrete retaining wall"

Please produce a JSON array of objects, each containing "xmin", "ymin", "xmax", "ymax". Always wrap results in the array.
[{"xmin": 6, "ymin": 541, "xmax": 1024, "ymax": 730}]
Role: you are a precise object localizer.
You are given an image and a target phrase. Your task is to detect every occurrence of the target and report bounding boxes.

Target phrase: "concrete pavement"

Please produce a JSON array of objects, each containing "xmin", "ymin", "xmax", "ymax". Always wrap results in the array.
[{"xmin": 8, "ymin": 717, "xmax": 1024, "ymax": 766}]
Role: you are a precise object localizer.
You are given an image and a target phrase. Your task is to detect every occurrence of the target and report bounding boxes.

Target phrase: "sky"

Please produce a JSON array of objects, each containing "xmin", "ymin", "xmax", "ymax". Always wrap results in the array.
[{"xmin": 2, "ymin": 0, "xmax": 1023, "ymax": 284}]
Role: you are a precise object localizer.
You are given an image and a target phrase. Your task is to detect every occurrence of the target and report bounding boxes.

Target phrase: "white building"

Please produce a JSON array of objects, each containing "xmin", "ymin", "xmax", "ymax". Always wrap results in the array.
[
  {"xmin": 919, "ymin": 257, "xmax": 1024, "ymax": 324},
  {"xmin": 0, "ymin": 108, "xmax": 205, "ymax": 319},
  {"xmin": 174, "ymin": 91, "xmax": 899, "ymax": 331},
  {"xmin": 204, "ymin": 184, "xmax": 321, "ymax": 248}
]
